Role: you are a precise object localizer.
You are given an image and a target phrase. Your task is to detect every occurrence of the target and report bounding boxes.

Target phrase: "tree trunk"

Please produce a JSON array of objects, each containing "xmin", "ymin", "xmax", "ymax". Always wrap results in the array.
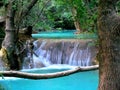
[
  {"xmin": 1, "ymin": 1, "xmax": 19, "ymax": 70},
  {"xmin": 71, "ymin": 7, "xmax": 81, "ymax": 34},
  {"xmin": 0, "ymin": 0, "xmax": 39, "ymax": 70},
  {"xmin": 98, "ymin": 0, "xmax": 120, "ymax": 90}
]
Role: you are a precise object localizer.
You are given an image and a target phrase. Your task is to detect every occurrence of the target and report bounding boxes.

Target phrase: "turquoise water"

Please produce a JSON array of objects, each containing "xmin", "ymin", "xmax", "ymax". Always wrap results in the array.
[
  {"xmin": 32, "ymin": 30, "xmax": 97, "ymax": 39},
  {"xmin": 0, "ymin": 68, "xmax": 98, "ymax": 90}
]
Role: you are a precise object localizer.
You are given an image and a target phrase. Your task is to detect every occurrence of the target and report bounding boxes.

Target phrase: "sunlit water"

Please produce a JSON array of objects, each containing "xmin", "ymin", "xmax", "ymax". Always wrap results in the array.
[{"xmin": 0, "ymin": 65, "xmax": 98, "ymax": 90}]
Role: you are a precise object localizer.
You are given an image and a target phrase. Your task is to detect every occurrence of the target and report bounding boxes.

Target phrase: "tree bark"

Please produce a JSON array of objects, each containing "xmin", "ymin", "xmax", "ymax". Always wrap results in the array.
[
  {"xmin": 71, "ymin": 7, "xmax": 81, "ymax": 34},
  {"xmin": 98, "ymin": 0, "xmax": 120, "ymax": 90},
  {"xmin": 1, "ymin": 1, "xmax": 19, "ymax": 70},
  {"xmin": 0, "ymin": 0, "xmax": 39, "ymax": 70},
  {"xmin": 0, "ymin": 65, "xmax": 98, "ymax": 79}
]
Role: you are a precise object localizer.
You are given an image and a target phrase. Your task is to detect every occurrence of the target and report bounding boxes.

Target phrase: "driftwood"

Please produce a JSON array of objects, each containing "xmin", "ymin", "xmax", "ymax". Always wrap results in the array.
[
  {"xmin": 79, "ymin": 65, "xmax": 99, "ymax": 71},
  {"xmin": 0, "ymin": 65, "xmax": 98, "ymax": 80}
]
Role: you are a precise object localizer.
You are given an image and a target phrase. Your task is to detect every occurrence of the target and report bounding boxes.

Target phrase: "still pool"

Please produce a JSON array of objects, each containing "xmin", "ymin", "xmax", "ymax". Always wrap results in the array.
[
  {"xmin": 0, "ymin": 66, "xmax": 98, "ymax": 90},
  {"xmin": 32, "ymin": 30, "xmax": 97, "ymax": 39}
]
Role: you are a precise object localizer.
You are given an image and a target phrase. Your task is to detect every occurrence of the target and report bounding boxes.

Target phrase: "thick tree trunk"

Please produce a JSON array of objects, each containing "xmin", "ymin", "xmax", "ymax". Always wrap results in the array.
[
  {"xmin": 0, "ymin": 0, "xmax": 39, "ymax": 70},
  {"xmin": 98, "ymin": 0, "xmax": 120, "ymax": 90},
  {"xmin": 1, "ymin": 1, "xmax": 19, "ymax": 70}
]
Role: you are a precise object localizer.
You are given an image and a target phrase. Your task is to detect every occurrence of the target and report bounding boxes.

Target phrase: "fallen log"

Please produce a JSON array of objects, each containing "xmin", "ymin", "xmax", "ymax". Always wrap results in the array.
[
  {"xmin": 0, "ymin": 67, "xmax": 81, "ymax": 79},
  {"xmin": 80, "ymin": 65, "xmax": 99, "ymax": 71},
  {"xmin": 0, "ymin": 65, "xmax": 99, "ymax": 80}
]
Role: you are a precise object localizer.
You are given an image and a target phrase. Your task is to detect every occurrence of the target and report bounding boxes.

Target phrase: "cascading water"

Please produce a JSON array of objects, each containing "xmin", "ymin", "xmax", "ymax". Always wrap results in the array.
[
  {"xmin": 33, "ymin": 40, "xmax": 51, "ymax": 66},
  {"xmin": 28, "ymin": 39, "xmax": 97, "ymax": 68},
  {"xmin": 69, "ymin": 45, "xmax": 91, "ymax": 66}
]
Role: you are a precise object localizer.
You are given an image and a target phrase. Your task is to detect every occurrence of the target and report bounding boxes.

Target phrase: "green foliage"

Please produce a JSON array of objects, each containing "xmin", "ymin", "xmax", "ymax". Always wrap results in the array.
[
  {"xmin": 76, "ymin": 32, "xmax": 98, "ymax": 39},
  {"xmin": 1, "ymin": 0, "xmax": 99, "ymax": 33},
  {"xmin": 84, "ymin": 0, "xmax": 99, "ymax": 32},
  {"xmin": 116, "ymin": 1, "xmax": 120, "ymax": 14},
  {"xmin": 0, "ymin": 6, "xmax": 5, "ymax": 16},
  {"xmin": 20, "ymin": 0, "xmax": 74, "ymax": 31},
  {"xmin": 2, "ymin": 0, "xmax": 8, "ymax": 5},
  {"xmin": 18, "ymin": 0, "xmax": 59, "ymax": 30},
  {"xmin": 51, "ymin": 0, "xmax": 98, "ymax": 32},
  {"xmin": 71, "ymin": 0, "xmax": 99, "ymax": 32}
]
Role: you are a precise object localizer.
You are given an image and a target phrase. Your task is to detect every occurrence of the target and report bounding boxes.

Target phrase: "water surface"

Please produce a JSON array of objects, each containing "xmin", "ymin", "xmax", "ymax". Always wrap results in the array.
[
  {"xmin": 0, "ymin": 66, "xmax": 98, "ymax": 90},
  {"xmin": 32, "ymin": 30, "xmax": 97, "ymax": 39}
]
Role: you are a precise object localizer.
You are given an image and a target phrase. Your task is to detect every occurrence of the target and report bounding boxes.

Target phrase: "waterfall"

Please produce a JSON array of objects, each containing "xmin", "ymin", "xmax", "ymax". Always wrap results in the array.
[
  {"xmin": 29, "ymin": 39, "xmax": 97, "ymax": 68},
  {"xmin": 69, "ymin": 44, "xmax": 91, "ymax": 66}
]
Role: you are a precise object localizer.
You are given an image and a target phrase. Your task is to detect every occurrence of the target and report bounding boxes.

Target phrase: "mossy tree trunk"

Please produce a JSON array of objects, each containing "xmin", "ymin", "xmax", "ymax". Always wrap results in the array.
[
  {"xmin": 2, "ymin": 1, "xmax": 19, "ymax": 70},
  {"xmin": 98, "ymin": 0, "xmax": 120, "ymax": 90},
  {"xmin": 0, "ymin": 0, "xmax": 38, "ymax": 70}
]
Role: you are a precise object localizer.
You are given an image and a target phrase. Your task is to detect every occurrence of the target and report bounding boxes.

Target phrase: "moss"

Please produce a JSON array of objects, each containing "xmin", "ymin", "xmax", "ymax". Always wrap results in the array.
[{"xmin": 0, "ymin": 48, "xmax": 10, "ymax": 70}]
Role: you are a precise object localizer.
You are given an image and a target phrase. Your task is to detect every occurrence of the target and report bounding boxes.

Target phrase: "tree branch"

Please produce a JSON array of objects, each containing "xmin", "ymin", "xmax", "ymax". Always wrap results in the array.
[
  {"xmin": 21, "ymin": 0, "xmax": 39, "ymax": 17},
  {"xmin": 0, "ymin": 65, "xmax": 98, "ymax": 79},
  {"xmin": 32, "ymin": 0, "xmax": 51, "ymax": 26}
]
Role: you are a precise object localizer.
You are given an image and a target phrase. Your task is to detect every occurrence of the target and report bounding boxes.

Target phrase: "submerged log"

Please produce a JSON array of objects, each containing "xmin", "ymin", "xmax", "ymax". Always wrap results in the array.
[{"xmin": 0, "ymin": 65, "xmax": 98, "ymax": 79}]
